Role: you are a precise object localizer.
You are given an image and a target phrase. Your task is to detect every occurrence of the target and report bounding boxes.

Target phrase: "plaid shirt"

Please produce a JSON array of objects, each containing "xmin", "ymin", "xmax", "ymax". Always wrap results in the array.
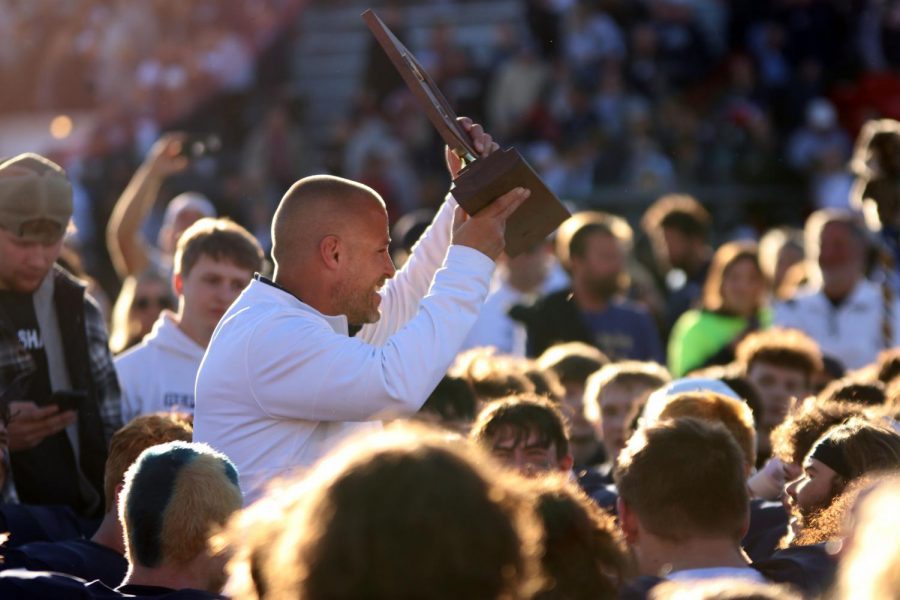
[{"xmin": 0, "ymin": 269, "xmax": 122, "ymax": 442}]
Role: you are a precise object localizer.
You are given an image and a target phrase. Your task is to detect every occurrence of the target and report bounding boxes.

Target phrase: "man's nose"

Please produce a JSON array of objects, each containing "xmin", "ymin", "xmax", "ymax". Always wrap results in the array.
[{"xmin": 384, "ymin": 254, "xmax": 397, "ymax": 278}]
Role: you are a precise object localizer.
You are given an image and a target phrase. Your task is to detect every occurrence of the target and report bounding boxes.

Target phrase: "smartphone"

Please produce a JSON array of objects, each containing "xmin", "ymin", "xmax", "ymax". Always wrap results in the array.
[
  {"xmin": 49, "ymin": 390, "xmax": 87, "ymax": 412},
  {"xmin": 178, "ymin": 133, "xmax": 222, "ymax": 159}
]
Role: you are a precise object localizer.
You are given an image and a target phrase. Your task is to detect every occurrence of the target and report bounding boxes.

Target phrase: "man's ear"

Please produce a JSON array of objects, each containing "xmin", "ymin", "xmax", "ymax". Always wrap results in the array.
[
  {"xmin": 320, "ymin": 235, "xmax": 342, "ymax": 270},
  {"xmin": 558, "ymin": 453, "xmax": 574, "ymax": 473},
  {"xmin": 173, "ymin": 272, "xmax": 184, "ymax": 296},
  {"xmin": 618, "ymin": 497, "xmax": 640, "ymax": 545}
]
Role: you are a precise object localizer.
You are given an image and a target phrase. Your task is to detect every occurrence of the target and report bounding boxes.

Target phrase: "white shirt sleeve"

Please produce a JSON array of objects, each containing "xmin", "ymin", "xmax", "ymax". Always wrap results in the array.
[
  {"xmin": 359, "ymin": 195, "xmax": 456, "ymax": 347},
  {"xmin": 247, "ymin": 245, "xmax": 494, "ymax": 421}
]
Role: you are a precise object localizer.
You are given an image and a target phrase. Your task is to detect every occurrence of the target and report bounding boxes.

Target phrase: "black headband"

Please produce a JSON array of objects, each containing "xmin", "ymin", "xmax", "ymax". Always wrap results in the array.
[{"xmin": 809, "ymin": 437, "xmax": 852, "ymax": 480}]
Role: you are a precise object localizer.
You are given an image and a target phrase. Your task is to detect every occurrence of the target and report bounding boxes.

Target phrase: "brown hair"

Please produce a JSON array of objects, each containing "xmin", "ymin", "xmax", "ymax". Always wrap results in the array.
[
  {"xmin": 818, "ymin": 378, "xmax": 886, "ymax": 406},
  {"xmin": 103, "ymin": 413, "xmax": 193, "ymax": 511},
  {"xmin": 700, "ymin": 241, "xmax": 765, "ymax": 312},
  {"xmin": 555, "ymin": 211, "xmax": 632, "ymax": 273},
  {"xmin": 174, "ymin": 217, "xmax": 264, "ymax": 277},
  {"xmin": 537, "ymin": 342, "xmax": 610, "ymax": 386},
  {"xmin": 583, "ymin": 361, "xmax": 670, "ymax": 423},
  {"xmin": 529, "ymin": 476, "xmax": 632, "ymax": 600},
  {"xmin": 615, "ymin": 418, "xmax": 749, "ymax": 542},
  {"xmin": 656, "ymin": 392, "xmax": 757, "ymax": 469},
  {"xmin": 812, "ymin": 417, "xmax": 900, "ymax": 484},
  {"xmin": 640, "ymin": 194, "xmax": 711, "ymax": 240},
  {"xmin": 471, "ymin": 394, "xmax": 570, "ymax": 461},
  {"xmin": 227, "ymin": 426, "xmax": 543, "ymax": 600},
  {"xmin": 770, "ymin": 397, "xmax": 873, "ymax": 466},
  {"xmin": 735, "ymin": 328, "xmax": 824, "ymax": 380}
]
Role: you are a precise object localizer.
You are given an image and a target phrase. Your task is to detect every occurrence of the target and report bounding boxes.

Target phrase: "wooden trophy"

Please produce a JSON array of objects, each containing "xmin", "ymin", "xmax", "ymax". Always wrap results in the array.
[{"xmin": 362, "ymin": 9, "xmax": 570, "ymax": 256}]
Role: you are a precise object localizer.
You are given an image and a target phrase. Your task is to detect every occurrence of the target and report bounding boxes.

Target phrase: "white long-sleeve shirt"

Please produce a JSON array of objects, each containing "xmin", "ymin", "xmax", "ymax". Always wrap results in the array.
[
  {"xmin": 774, "ymin": 279, "xmax": 900, "ymax": 370},
  {"xmin": 193, "ymin": 198, "xmax": 495, "ymax": 499}
]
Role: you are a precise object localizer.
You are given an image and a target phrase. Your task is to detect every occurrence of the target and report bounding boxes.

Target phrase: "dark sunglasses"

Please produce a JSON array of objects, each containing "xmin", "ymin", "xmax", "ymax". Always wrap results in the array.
[{"xmin": 133, "ymin": 295, "xmax": 174, "ymax": 310}]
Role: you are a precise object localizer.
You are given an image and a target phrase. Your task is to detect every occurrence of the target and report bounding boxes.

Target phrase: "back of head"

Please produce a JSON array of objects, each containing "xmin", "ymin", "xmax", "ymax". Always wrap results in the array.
[
  {"xmin": 735, "ymin": 328, "xmax": 823, "ymax": 380},
  {"xmin": 656, "ymin": 392, "xmax": 757, "ymax": 470},
  {"xmin": 770, "ymin": 397, "xmax": 872, "ymax": 466},
  {"xmin": 640, "ymin": 194, "xmax": 710, "ymax": 241},
  {"xmin": 615, "ymin": 418, "xmax": 749, "ymax": 542},
  {"xmin": 270, "ymin": 174, "xmax": 382, "ymax": 267},
  {"xmin": 529, "ymin": 476, "xmax": 631, "ymax": 600},
  {"xmin": 104, "ymin": 413, "xmax": 194, "ymax": 512},
  {"xmin": 174, "ymin": 217, "xmax": 264, "ymax": 277},
  {"xmin": 818, "ymin": 378, "xmax": 886, "ymax": 407},
  {"xmin": 261, "ymin": 427, "xmax": 541, "ymax": 600},
  {"xmin": 119, "ymin": 441, "xmax": 242, "ymax": 570},
  {"xmin": 809, "ymin": 417, "xmax": 900, "ymax": 483},
  {"xmin": 537, "ymin": 342, "xmax": 610, "ymax": 387}
]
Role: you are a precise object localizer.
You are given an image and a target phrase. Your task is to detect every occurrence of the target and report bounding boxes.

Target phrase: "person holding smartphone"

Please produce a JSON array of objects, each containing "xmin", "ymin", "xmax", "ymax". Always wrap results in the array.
[{"xmin": 0, "ymin": 153, "xmax": 121, "ymax": 519}]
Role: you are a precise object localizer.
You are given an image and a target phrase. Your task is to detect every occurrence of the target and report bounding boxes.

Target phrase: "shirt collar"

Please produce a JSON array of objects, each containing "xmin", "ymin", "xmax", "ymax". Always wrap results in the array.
[{"xmin": 253, "ymin": 274, "xmax": 351, "ymax": 336}]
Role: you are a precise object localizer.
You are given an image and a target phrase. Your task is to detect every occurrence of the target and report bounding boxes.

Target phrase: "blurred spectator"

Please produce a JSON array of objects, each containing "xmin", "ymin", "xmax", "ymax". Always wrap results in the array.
[
  {"xmin": 668, "ymin": 241, "xmax": 770, "ymax": 377},
  {"xmin": 775, "ymin": 210, "xmax": 900, "ymax": 370},
  {"xmin": 758, "ymin": 227, "xmax": 805, "ymax": 301},
  {"xmin": 523, "ymin": 212, "xmax": 663, "ymax": 362},
  {"xmin": 641, "ymin": 194, "xmax": 713, "ymax": 334},
  {"xmin": 108, "ymin": 270, "xmax": 175, "ymax": 356},
  {"xmin": 106, "ymin": 134, "xmax": 217, "ymax": 281}
]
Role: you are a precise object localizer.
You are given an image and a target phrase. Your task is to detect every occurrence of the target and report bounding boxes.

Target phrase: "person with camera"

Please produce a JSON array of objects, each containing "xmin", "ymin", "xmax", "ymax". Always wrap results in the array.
[
  {"xmin": 106, "ymin": 133, "xmax": 217, "ymax": 281},
  {"xmin": 0, "ymin": 153, "xmax": 121, "ymax": 519}
]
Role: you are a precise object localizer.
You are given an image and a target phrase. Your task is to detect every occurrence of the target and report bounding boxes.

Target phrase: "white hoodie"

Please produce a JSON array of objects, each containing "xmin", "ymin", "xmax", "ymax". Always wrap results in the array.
[{"xmin": 115, "ymin": 311, "xmax": 205, "ymax": 423}]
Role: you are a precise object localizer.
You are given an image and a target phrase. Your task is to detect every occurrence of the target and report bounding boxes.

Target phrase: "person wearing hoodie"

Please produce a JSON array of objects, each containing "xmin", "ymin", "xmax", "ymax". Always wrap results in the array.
[{"xmin": 115, "ymin": 218, "xmax": 263, "ymax": 423}]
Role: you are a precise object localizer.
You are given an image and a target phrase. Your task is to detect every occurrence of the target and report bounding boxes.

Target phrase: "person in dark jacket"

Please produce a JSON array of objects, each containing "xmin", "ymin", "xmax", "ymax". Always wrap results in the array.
[{"xmin": 0, "ymin": 153, "xmax": 121, "ymax": 520}]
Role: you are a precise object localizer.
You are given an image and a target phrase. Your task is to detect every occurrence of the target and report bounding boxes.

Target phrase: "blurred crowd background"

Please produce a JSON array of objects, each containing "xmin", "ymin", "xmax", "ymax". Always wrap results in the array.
[{"xmin": 4, "ymin": 0, "xmax": 900, "ymax": 313}]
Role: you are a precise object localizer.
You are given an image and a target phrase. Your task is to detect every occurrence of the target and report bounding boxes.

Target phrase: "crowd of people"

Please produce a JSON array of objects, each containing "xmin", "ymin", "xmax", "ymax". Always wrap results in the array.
[{"xmin": 2, "ymin": 1, "xmax": 900, "ymax": 599}]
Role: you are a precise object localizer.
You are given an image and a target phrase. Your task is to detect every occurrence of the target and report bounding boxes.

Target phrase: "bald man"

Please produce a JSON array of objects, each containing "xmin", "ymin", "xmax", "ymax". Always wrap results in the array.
[{"xmin": 193, "ymin": 120, "xmax": 529, "ymax": 498}]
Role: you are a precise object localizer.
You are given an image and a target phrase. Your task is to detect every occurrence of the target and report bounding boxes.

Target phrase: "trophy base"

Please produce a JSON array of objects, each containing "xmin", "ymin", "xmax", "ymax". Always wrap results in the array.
[{"xmin": 450, "ymin": 148, "xmax": 571, "ymax": 257}]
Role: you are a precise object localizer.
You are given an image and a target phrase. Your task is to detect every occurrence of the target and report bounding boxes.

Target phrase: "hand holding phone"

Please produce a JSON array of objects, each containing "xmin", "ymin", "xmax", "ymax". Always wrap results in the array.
[{"xmin": 49, "ymin": 390, "xmax": 87, "ymax": 412}]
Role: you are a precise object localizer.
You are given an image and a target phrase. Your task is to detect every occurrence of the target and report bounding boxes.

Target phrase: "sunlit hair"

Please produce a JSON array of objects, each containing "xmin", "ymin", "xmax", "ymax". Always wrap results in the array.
[
  {"xmin": 833, "ymin": 474, "xmax": 900, "ymax": 599},
  {"xmin": 758, "ymin": 226, "xmax": 804, "ymax": 283},
  {"xmin": 699, "ymin": 241, "xmax": 765, "ymax": 312},
  {"xmin": 523, "ymin": 362, "xmax": 566, "ymax": 403},
  {"xmin": 174, "ymin": 217, "xmax": 263, "ymax": 277},
  {"xmin": 470, "ymin": 394, "xmax": 570, "ymax": 462},
  {"xmin": 640, "ymin": 193, "xmax": 711, "ymax": 240},
  {"xmin": 649, "ymin": 578, "xmax": 801, "ymax": 600},
  {"xmin": 656, "ymin": 392, "xmax": 757, "ymax": 469},
  {"xmin": 119, "ymin": 441, "xmax": 242, "ymax": 569},
  {"xmin": 583, "ymin": 361, "xmax": 670, "ymax": 423},
  {"xmin": 803, "ymin": 209, "xmax": 869, "ymax": 286},
  {"xmin": 536, "ymin": 342, "xmax": 609, "ymax": 386},
  {"xmin": 555, "ymin": 211, "xmax": 633, "ymax": 273},
  {"xmin": 770, "ymin": 397, "xmax": 874, "ymax": 466},
  {"xmin": 528, "ymin": 475, "xmax": 632, "ymax": 600},
  {"xmin": 735, "ymin": 328, "xmax": 824, "ymax": 381},
  {"xmin": 103, "ymin": 413, "xmax": 193, "ymax": 511},
  {"xmin": 615, "ymin": 418, "xmax": 749, "ymax": 542},
  {"xmin": 818, "ymin": 377, "xmax": 886, "ymax": 406},
  {"xmin": 109, "ymin": 269, "xmax": 173, "ymax": 355},
  {"xmin": 806, "ymin": 417, "xmax": 900, "ymax": 488},
  {"xmin": 221, "ymin": 425, "xmax": 543, "ymax": 600},
  {"xmin": 789, "ymin": 471, "xmax": 887, "ymax": 548},
  {"xmin": 876, "ymin": 348, "xmax": 900, "ymax": 385}
]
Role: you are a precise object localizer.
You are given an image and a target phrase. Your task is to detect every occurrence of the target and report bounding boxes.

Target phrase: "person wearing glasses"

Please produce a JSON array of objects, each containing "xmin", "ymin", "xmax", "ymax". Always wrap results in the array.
[{"xmin": 115, "ymin": 218, "xmax": 263, "ymax": 423}]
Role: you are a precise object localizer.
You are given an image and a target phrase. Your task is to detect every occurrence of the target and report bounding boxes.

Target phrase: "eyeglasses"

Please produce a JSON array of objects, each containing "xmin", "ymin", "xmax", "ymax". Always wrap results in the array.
[{"xmin": 133, "ymin": 295, "xmax": 174, "ymax": 311}]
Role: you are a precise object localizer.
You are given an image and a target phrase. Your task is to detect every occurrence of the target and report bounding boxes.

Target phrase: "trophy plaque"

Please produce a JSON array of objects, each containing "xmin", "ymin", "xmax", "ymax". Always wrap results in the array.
[{"xmin": 362, "ymin": 9, "xmax": 571, "ymax": 256}]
